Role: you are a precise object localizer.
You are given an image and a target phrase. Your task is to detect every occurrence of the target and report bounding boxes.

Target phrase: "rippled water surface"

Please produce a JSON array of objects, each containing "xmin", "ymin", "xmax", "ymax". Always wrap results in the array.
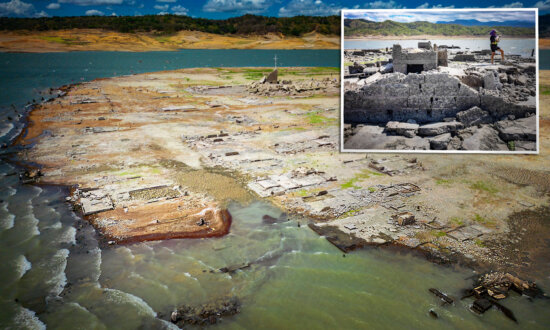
[{"xmin": 1, "ymin": 50, "xmax": 550, "ymax": 329}]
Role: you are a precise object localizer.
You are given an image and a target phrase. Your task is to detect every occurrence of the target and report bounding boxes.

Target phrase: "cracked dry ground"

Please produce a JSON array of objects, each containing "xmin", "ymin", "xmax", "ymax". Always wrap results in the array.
[{"xmin": 17, "ymin": 67, "xmax": 550, "ymax": 280}]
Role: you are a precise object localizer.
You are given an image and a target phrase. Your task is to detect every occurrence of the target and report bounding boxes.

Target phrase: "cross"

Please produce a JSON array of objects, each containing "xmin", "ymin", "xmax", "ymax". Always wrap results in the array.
[{"xmin": 274, "ymin": 55, "xmax": 278, "ymax": 69}]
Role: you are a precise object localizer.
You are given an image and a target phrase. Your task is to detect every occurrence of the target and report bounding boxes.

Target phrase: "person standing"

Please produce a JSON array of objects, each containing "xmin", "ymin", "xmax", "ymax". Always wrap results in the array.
[{"xmin": 490, "ymin": 29, "xmax": 504, "ymax": 64}]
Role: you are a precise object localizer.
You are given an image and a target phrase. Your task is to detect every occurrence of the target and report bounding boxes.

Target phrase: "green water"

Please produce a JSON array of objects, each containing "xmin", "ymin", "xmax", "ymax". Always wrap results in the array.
[
  {"xmin": 1, "ymin": 50, "xmax": 550, "ymax": 328},
  {"xmin": 1, "ymin": 162, "xmax": 550, "ymax": 329}
]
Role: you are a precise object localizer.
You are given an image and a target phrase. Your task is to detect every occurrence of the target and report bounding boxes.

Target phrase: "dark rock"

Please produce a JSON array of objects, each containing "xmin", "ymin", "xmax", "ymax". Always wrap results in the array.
[
  {"xmin": 262, "ymin": 214, "xmax": 278, "ymax": 224},
  {"xmin": 428, "ymin": 133, "xmax": 451, "ymax": 150},
  {"xmin": 494, "ymin": 116, "xmax": 536, "ymax": 142},
  {"xmin": 460, "ymin": 125, "xmax": 508, "ymax": 151},
  {"xmin": 429, "ymin": 309, "xmax": 438, "ymax": 319},
  {"xmin": 266, "ymin": 69, "xmax": 278, "ymax": 84},
  {"xmin": 394, "ymin": 212, "xmax": 415, "ymax": 226},
  {"xmin": 455, "ymin": 106, "xmax": 492, "ymax": 127},
  {"xmin": 349, "ymin": 62, "xmax": 365, "ymax": 74},
  {"xmin": 170, "ymin": 297, "xmax": 240, "ymax": 327},
  {"xmin": 429, "ymin": 288, "xmax": 454, "ymax": 305},
  {"xmin": 460, "ymin": 75, "xmax": 483, "ymax": 89},
  {"xmin": 472, "ymin": 298, "xmax": 493, "ymax": 314}
]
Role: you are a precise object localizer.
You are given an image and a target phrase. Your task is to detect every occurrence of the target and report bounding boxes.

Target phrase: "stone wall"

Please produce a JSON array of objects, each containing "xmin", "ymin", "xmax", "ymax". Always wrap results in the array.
[
  {"xmin": 344, "ymin": 72, "xmax": 481, "ymax": 124},
  {"xmin": 344, "ymin": 71, "xmax": 536, "ymax": 124},
  {"xmin": 392, "ymin": 44, "xmax": 438, "ymax": 74}
]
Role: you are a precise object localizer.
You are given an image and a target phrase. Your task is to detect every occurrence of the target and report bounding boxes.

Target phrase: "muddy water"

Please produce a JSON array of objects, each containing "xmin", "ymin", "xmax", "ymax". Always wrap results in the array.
[
  {"xmin": 1, "ymin": 50, "xmax": 550, "ymax": 328},
  {"xmin": 1, "ymin": 161, "xmax": 550, "ymax": 328}
]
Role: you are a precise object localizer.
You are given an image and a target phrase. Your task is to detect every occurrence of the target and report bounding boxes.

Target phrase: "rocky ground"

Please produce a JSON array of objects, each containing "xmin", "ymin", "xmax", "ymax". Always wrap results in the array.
[
  {"xmin": 0, "ymin": 30, "xmax": 339, "ymax": 52},
  {"xmin": 343, "ymin": 48, "xmax": 537, "ymax": 151},
  {"xmin": 15, "ymin": 67, "xmax": 550, "ymax": 280}
]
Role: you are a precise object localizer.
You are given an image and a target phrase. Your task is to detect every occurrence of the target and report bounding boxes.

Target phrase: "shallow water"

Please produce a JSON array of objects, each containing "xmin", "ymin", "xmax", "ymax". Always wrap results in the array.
[{"xmin": 1, "ymin": 50, "xmax": 550, "ymax": 328}]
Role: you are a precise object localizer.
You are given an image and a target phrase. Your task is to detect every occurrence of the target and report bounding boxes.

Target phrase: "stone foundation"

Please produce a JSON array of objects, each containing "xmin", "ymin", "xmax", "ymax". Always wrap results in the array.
[{"xmin": 344, "ymin": 72, "xmax": 481, "ymax": 124}]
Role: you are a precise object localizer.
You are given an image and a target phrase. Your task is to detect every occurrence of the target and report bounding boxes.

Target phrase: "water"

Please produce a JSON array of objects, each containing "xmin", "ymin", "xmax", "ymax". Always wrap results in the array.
[
  {"xmin": 1, "ymin": 49, "xmax": 550, "ymax": 328},
  {"xmin": 345, "ymin": 38, "xmax": 537, "ymax": 58}
]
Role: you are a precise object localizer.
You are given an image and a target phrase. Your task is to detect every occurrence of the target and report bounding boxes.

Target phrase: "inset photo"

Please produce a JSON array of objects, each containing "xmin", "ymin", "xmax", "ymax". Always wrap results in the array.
[{"xmin": 341, "ymin": 8, "xmax": 538, "ymax": 153}]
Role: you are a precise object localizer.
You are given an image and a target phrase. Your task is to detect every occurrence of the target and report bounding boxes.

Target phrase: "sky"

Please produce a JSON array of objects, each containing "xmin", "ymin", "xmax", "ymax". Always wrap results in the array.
[
  {"xmin": 344, "ymin": 10, "xmax": 537, "ymax": 24},
  {"xmin": 0, "ymin": 0, "xmax": 548, "ymax": 19}
]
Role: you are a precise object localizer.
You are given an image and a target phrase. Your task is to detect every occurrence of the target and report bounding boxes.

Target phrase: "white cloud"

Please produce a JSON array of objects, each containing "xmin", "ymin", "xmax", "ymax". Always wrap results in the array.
[
  {"xmin": 415, "ymin": 3, "xmax": 454, "ymax": 9},
  {"xmin": 279, "ymin": 0, "xmax": 339, "ymax": 17},
  {"xmin": 171, "ymin": 4, "xmax": 188, "ymax": 15},
  {"xmin": 154, "ymin": 4, "xmax": 168, "ymax": 10},
  {"xmin": 157, "ymin": 11, "xmax": 168, "ymax": 15},
  {"xmin": 58, "ymin": 0, "xmax": 124, "ymax": 6},
  {"xmin": 344, "ymin": 10, "xmax": 536, "ymax": 24},
  {"xmin": 0, "ymin": 0, "xmax": 34, "ymax": 16},
  {"xmin": 501, "ymin": 1, "xmax": 523, "ymax": 7},
  {"xmin": 111, "ymin": 11, "xmax": 117, "ymax": 15},
  {"xmin": 535, "ymin": 0, "xmax": 550, "ymax": 10},
  {"xmin": 156, "ymin": 0, "xmax": 176, "ymax": 2},
  {"xmin": 203, "ymin": 0, "xmax": 272, "ymax": 14},
  {"xmin": 35, "ymin": 10, "xmax": 49, "ymax": 17},
  {"xmin": 363, "ymin": 0, "xmax": 404, "ymax": 9},
  {"xmin": 85, "ymin": 9, "xmax": 104, "ymax": 15},
  {"xmin": 46, "ymin": 2, "xmax": 60, "ymax": 9}
]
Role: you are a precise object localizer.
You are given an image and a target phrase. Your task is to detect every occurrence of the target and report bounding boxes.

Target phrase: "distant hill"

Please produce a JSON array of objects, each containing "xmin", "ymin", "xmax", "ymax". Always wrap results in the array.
[
  {"xmin": 0, "ymin": 14, "xmax": 340, "ymax": 37},
  {"xmin": 437, "ymin": 19, "xmax": 535, "ymax": 28},
  {"xmin": 344, "ymin": 18, "xmax": 535, "ymax": 37}
]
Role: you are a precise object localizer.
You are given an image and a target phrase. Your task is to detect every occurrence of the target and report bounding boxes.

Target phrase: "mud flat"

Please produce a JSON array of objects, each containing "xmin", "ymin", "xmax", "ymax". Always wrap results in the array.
[{"xmin": 16, "ymin": 67, "xmax": 550, "ymax": 280}]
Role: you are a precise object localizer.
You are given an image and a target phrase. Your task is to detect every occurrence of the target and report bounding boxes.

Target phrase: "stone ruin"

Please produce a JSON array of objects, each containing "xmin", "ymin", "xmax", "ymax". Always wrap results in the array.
[
  {"xmin": 344, "ymin": 71, "xmax": 535, "ymax": 125},
  {"xmin": 392, "ymin": 44, "xmax": 438, "ymax": 74},
  {"xmin": 260, "ymin": 69, "xmax": 278, "ymax": 84}
]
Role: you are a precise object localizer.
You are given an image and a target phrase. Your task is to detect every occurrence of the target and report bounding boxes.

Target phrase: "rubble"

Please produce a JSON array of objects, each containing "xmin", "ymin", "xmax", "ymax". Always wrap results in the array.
[
  {"xmin": 343, "ymin": 44, "xmax": 537, "ymax": 151},
  {"xmin": 460, "ymin": 271, "xmax": 546, "ymax": 322}
]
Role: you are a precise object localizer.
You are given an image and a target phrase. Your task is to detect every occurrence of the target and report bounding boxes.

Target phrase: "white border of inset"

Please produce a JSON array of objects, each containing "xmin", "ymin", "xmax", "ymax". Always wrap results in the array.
[{"xmin": 340, "ymin": 8, "xmax": 539, "ymax": 154}]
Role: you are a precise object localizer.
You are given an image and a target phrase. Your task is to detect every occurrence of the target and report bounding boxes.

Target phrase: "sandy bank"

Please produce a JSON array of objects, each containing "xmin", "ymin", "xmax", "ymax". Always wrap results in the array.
[{"xmin": 0, "ymin": 29, "xmax": 339, "ymax": 52}]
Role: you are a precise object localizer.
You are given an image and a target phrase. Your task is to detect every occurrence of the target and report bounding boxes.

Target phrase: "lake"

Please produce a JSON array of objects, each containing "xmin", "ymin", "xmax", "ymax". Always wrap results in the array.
[
  {"xmin": 345, "ymin": 38, "xmax": 537, "ymax": 58},
  {"xmin": 1, "ymin": 49, "xmax": 550, "ymax": 329}
]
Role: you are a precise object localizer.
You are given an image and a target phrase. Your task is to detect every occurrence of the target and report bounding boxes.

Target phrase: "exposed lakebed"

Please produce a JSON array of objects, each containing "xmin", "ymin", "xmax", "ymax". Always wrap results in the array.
[{"xmin": 1, "ymin": 50, "xmax": 550, "ymax": 328}]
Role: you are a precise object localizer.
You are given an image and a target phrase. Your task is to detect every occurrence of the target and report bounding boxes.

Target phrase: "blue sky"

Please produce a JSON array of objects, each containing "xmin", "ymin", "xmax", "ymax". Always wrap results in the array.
[
  {"xmin": 0, "ymin": 0, "xmax": 548, "ymax": 19},
  {"xmin": 344, "ymin": 10, "xmax": 537, "ymax": 24}
]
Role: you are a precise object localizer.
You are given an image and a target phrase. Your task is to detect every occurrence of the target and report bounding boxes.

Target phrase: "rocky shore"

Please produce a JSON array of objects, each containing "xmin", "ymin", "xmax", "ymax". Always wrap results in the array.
[
  {"xmin": 343, "ymin": 45, "xmax": 537, "ymax": 151},
  {"xmin": 15, "ymin": 66, "xmax": 550, "ymax": 288}
]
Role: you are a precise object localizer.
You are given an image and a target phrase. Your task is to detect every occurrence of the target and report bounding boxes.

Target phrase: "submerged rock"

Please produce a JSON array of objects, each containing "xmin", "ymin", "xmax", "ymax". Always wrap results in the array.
[{"xmin": 168, "ymin": 297, "xmax": 241, "ymax": 327}]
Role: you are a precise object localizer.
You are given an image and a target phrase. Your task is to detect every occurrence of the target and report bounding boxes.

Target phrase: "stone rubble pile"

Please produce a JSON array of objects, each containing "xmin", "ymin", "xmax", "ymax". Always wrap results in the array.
[
  {"xmin": 247, "ymin": 77, "xmax": 339, "ymax": 96},
  {"xmin": 344, "ymin": 62, "xmax": 536, "ymax": 151}
]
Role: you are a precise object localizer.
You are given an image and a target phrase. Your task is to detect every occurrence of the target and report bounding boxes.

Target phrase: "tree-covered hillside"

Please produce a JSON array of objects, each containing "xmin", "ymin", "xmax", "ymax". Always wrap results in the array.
[
  {"xmin": 344, "ymin": 18, "xmax": 535, "ymax": 37},
  {"xmin": 0, "ymin": 14, "xmax": 340, "ymax": 36}
]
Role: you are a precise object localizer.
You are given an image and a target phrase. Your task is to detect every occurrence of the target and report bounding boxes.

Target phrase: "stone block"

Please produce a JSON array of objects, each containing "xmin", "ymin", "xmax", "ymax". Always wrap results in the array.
[
  {"xmin": 418, "ymin": 121, "xmax": 463, "ymax": 136},
  {"xmin": 428, "ymin": 133, "xmax": 452, "ymax": 150},
  {"xmin": 456, "ymin": 106, "xmax": 492, "ymax": 127},
  {"xmin": 494, "ymin": 116, "xmax": 536, "ymax": 142}
]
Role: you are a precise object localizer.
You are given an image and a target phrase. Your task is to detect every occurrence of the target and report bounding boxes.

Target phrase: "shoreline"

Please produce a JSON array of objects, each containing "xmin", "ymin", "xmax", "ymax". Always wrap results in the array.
[
  {"xmin": 345, "ymin": 35, "xmax": 535, "ymax": 41},
  {"xmin": 8, "ymin": 66, "xmax": 550, "ymax": 284},
  {"xmin": 0, "ymin": 29, "xmax": 339, "ymax": 53}
]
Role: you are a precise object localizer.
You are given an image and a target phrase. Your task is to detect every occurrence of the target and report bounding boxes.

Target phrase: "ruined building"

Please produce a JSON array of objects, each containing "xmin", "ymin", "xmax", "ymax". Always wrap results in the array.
[
  {"xmin": 392, "ymin": 44, "xmax": 438, "ymax": 74},
  {"xmin": 344, "ymin": 72, "xmax": 535, "ymax": 124}
]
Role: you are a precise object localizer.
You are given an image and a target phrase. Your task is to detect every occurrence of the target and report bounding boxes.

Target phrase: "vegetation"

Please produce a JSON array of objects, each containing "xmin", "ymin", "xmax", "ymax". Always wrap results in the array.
[
  {"xmin": 0, "ymin": 14, "xmax": 340, "ymax": 36},
  {"xmin": 470, "ymin": 180, "xmax": 498, "ymax": 194},
  {"xmin": 2, "ymin": 13, "xmax": 549, "ymax": 37},
  {"xmin": 344, "ymin": 19, "xmax": 535, "ymax": 37}
]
